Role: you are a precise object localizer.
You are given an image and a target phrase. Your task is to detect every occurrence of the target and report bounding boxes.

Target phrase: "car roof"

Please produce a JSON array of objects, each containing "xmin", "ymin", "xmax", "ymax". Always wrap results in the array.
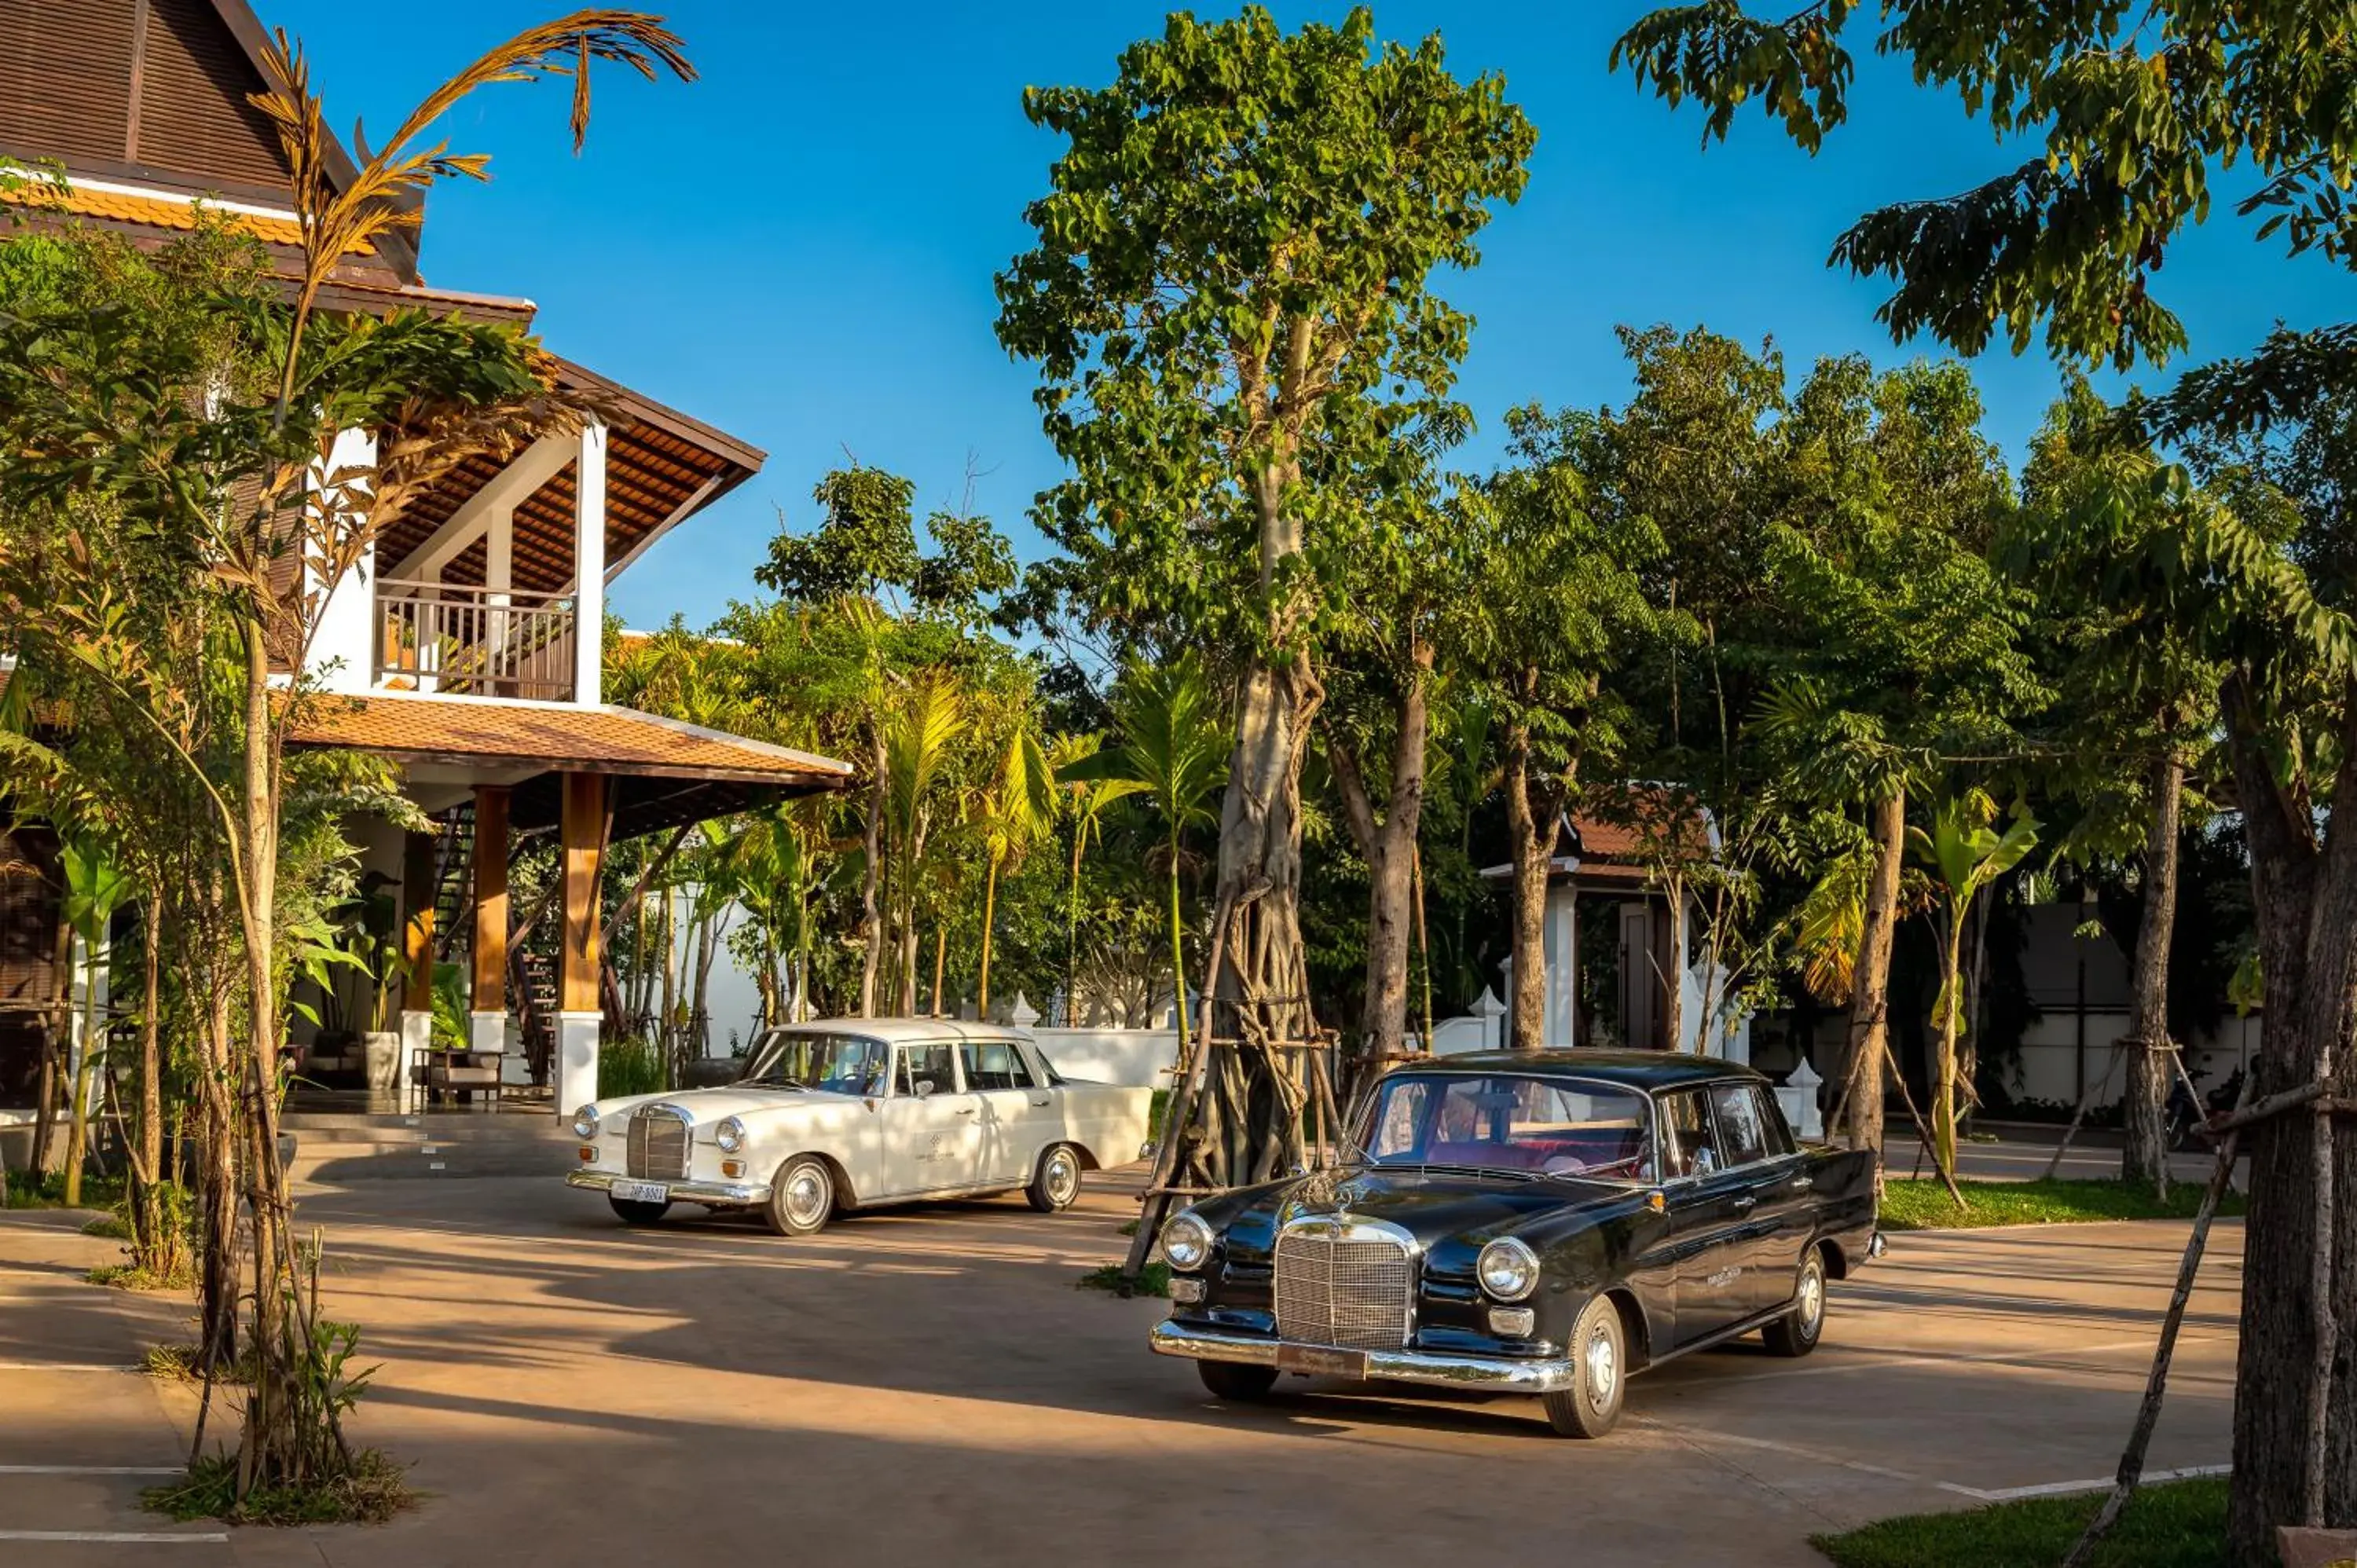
[
  {"xmin": 1402, "ymin": 1049, "xmax": 1766, "ymax": 1090},
  {"xmin": 761, "ymin": 1017, "xmax": 1030, "ymax": 1046}
]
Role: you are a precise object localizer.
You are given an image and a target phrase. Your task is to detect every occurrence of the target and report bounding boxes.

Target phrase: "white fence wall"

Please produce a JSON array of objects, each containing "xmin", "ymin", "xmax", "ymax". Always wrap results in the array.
[
  {"xmin": 2000, "ymin": 1010, "xmax": 2257, "ymax": 1110},
  {"xmin": 1027, "ymin": 1027, "xmax": 1180, "ymax": 1090}
]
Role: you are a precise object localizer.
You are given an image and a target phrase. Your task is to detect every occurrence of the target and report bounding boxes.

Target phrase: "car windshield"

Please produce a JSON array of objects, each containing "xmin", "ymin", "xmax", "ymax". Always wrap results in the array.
[
  {"xmin": 1363, "ymin": 1072, "xmax": 1654, "ymax": 1183},
  {"xmin": 739, "ymin": 1030, "xmax": 887, "ymax": 1095}
]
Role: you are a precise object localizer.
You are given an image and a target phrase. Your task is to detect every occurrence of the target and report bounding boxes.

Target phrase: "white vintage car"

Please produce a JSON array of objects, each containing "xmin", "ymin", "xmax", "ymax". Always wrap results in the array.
[{"xmin": 564, "ymin": 1019, "xmax": 1153, "ymax": 1235}]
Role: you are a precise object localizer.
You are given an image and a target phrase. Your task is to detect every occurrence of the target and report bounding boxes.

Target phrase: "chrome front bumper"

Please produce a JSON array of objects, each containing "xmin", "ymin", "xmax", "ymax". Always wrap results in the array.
[
  {"xmin": 566, "ymin": 1168, "xmax": 771, "ymax": 1206},
  {"xmin": 1149, "ymin": 1318, "xmax": 1578, "ymax": 1394}
]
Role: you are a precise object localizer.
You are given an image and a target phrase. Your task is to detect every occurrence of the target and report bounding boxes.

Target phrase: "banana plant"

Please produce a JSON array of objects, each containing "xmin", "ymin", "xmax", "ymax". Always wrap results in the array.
[
  {"xmin": 58, "ymin": 833, "xmax": 134, "ymax": 1206},
  {"xmin": 1909, "ymin": 787, "xmax": 2040, "ymax": 1180}
]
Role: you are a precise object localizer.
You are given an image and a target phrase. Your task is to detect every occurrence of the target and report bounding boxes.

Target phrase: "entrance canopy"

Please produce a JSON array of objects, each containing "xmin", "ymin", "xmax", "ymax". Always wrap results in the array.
[{"xmin": 286, "ymin": 691, "xmax": 850, "ymax": 840}]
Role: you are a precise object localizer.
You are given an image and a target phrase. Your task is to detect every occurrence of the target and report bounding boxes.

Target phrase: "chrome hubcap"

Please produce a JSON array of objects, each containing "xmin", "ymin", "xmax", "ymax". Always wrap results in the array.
[
  {"xmin": 784, "ymin": 1168, "xmax": 827, "ymax": 1225},
  {"xmin": 1585, "ymin": 1325, "xmax": 1618, "ymax": 1409},
  {"xmin": 1801, "ymin": 1269, "xmax": 1824, "ymax": 1333},
  {"xmin": 1047, "ymin": 1152, "xmax": 1079, "ymax": 1204}
]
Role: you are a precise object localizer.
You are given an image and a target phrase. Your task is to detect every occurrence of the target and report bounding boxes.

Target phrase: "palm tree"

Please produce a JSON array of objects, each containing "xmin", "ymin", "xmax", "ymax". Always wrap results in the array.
[
  {"xmin": 1050, "ymin": 734, "xmax": 1146, "ymax": 1022},
  {"xmin": 972, "ymin": 726, "xmax": 1056, "ymax": 1015},
  {"xmin": 879, "ymin": 672, "xmax": 966, "ymax": 1013},
  {"xmin": 1910, "ymin": 787, "xmax": 2040, "ymax": 1179},
  {"xmin": 1072, "ymin": 660, "xmax": 1229, "ymax": 1041}
]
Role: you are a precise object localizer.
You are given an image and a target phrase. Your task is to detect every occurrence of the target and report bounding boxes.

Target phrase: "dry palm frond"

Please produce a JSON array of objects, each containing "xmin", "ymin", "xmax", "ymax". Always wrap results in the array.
[{"xmin": 248, "ymin": 12, "xmax": 696, "ymax": 401}]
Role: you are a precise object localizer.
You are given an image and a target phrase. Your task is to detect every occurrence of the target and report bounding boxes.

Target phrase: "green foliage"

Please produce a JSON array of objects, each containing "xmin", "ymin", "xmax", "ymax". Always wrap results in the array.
[
  {"xmin": 997, "ymin": 5, "xmax": 1533, "ymax": 660},
  {"xmin": 1813, "ymin": 1475, "xmax": 2229, "ymax": 1568},
  {"xmin": 599, "ymin": 1035, "xmax": 665, "ymax": 1099},
  {"xmin": 1076, "ymin": 1260, "xmax": 1170, "ymax": 1298},
  {"xmin": 2, "ymin": 1169, "xmax": 126, "ymax": 1210},
  {"xmin": 1879, "ymin": 1178, "xmax": 2243, "ymax": 1232},
  {"xmin": 145, "ymin": 1448, "xmax": 412, "ymax": 1527},
  {"xmin": 756, "ymin": 466, "xmax": 1016, "ymax": 627}
]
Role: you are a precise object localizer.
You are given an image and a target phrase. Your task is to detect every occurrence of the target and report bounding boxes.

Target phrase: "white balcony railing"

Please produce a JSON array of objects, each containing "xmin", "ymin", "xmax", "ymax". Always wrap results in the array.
[{"xmin": 375, "ymin": 580, "xmax": 577, "ymax": 702}]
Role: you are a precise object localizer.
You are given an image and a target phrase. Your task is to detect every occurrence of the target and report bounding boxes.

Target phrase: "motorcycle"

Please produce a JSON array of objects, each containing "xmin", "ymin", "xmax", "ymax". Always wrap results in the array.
[{"xmin": 2167, "ymin": 1066, "xmax": 2247, "ymax": 1151}]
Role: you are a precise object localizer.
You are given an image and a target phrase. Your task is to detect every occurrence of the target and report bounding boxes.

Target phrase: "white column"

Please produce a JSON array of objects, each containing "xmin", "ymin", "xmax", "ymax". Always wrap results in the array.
[
  {"xmin": 1542, "ymin": 884, "xmax": 1578, "ymax": 1046},
  {"xmin": 556, "ymin": 1013, "xmax": 601, "ymax": 1114},
  {"xmin": 304, "ymin": 427, "xmax": 379, "ymax": 694},
  {"xmin": 572, "ymin": 423, "xmax": 607, "ymax": 706},
  {"xmin": 398, "ymin": 1008, "xmax": 432, "ymax": 1102}
]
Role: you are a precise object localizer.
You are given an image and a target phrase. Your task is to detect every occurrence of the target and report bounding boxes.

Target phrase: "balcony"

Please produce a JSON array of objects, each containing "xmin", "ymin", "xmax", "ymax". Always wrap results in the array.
[{"xmin": 375, "ymin": 580, "xmax": 579, "ymax": 703}]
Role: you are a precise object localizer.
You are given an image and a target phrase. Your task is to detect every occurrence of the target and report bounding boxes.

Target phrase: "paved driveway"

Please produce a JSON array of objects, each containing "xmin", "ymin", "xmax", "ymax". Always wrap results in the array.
[{"xmin": 0, "ymin": 1156, "xmax": 2240, "ymax": 1567}]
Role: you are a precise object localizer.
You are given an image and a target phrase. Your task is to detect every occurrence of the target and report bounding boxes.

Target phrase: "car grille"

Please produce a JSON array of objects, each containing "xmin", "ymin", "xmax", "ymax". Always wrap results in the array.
[
  {"xmin": 626, "ymin": 1106, "xmax": 690, "ymax": 1181},
  {"xmin": 1274, "ymin": 1222, "xmax": 1413, "ymax": 1350}
]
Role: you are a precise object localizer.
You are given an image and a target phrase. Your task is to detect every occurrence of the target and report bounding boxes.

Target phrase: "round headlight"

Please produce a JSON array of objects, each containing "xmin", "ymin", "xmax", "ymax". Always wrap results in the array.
[
  {"xmin": 571, "ymin": 1105, "xmax": 600, "ymax": 1141},
  {"xmin": 1477, "ymin": 1236, "xmax": 1541, "ymax": 1302},
  {"xmin": 1160, "ymin": 1210, "xmax": 1215, "ymax": 1272},
  {"xmin": 715, "ymin": 1116, "xmax": 746, "ymax": 1153}
]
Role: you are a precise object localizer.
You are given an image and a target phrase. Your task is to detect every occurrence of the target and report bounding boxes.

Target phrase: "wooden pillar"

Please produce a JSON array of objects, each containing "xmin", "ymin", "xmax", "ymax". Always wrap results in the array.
[
  {"xmin": 471, "ymin": 786, "xmax": 510, "ymax": 1053},
  {"xmin": 555, "ymin": 771, "xmax": 607, "ymax": 1112},
  {"xmin": 401, "ymin": 829, "xmax": 437, "ymax": 1014}
]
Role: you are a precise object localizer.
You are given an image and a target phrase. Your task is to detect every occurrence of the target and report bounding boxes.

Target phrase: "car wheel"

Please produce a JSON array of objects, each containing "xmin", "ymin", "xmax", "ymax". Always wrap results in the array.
[
  {"xmin": 1762, "ymin": 1247, "xmax": 1827, "ymax": 1358},
  {"xmin": 607, "ymin": 1196, "xmax": 671, "ymax": 1226},
  {"xmin": 1197, "ymin": 1360, "xmax": 1278, "ymax": 1401},
  {"xmin": 1027, "ymin": 1143, "xmax": 1084, "ymax": 1213},
  {"xmin": 764, "ymin": 1155, "xmax": 835, "ymax": 1237},
  {"xmin": 1541, "ymin": 1295, "xmax": 1627, "ymax": 1438}
]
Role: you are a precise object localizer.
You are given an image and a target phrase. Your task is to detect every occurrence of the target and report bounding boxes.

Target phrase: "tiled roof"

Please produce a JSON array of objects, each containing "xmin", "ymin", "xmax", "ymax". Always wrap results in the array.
[
  {"xmin": 287, "ymin": 693, "xmax": 850, "ymax": 786},
  {"xmin": 0, "ymin": 183, "xmax": 336, "ymax": 250}
]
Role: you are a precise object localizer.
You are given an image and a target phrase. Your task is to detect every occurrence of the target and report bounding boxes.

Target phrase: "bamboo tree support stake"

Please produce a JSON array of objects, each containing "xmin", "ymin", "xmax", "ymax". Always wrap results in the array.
[
  {"xmin": 1878, "ymin": 1037, "xmax": 1968, "ymax": 1207},
  {"xmin": 1121, "ymin": 892, "xmax": 1237, "ymax": 1284},
  {"xmin": 2061, "ymin": 1068, "xmax": 2258, "ymax": 1568},
  {"xmin": 2041, "ymin": 1045, "xmax": 2127, "ymax": 1182}
]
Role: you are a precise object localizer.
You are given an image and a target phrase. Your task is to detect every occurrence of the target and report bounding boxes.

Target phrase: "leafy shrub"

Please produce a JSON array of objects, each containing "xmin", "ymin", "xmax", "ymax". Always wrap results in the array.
[{"xmin": 599, "ymin": 1035, "xmax": 665, "ymax": 1099}]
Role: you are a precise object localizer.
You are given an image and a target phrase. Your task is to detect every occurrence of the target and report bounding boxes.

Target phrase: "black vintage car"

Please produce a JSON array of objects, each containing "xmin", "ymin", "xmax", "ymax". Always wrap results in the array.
[{"xmin": 1148, "ymin": 1050, "xmax": 1880, "ymax": 1438}]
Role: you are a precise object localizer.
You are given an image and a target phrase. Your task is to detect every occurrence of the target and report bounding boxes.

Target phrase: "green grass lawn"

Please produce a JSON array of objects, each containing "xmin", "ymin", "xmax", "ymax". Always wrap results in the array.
[
  {"xmin": 1879, "ymin": 1178, "xmax": 2245, "ymax": 1231},
  {"xmin": 1, "ymin": 1171, "xmax": 125, "ymax": 1211},
  {"xmin": 1813, "ymin": 1476, "xmax": 2227, "ymax": 1567}
]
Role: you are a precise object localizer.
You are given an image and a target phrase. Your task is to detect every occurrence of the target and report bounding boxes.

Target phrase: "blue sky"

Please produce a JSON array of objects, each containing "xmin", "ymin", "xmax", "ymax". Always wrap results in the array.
[{"xmin": 277, "ymin": 1, "xmax": 2346, "ymax": 630}]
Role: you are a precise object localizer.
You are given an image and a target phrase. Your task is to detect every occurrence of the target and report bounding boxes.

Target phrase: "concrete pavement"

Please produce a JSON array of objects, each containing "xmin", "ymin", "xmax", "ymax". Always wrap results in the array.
[{"xmin": 0, "ymin": 1149, "xmax": 2240, "ymax": 1567}]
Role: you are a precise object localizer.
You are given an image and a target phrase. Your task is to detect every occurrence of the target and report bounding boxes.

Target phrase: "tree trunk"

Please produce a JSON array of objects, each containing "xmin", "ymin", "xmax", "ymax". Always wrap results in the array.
[
  {"xmin": 63, "ymin": 926, "xmax": 101, "ymax": 1207},
  {"xmin": 1327, "ymin": 649, "xmax": 1431, "ymax": 1078},
  {"xmin": 2222, "ymin": 680, "xmax": 2356, "ymax": 1563},
  {"xmin": 1665, "ymin": 886, "xmax": 1688, "ymax": 1051},
  {"xmin": 1186, "ymin": 654, "xmax": 1314, "ymax": 1192},
  {"xmin": 931, "ymin": 925, "xmax": 948, "ymax": 1017},
  {"xmin": 1837, "ymin": 789, "xmax": 1905, "ymax": 1161},
  {"xmin": 29, "ymin": 915, "xmax": 70, "ymax": 1174},
  {"xmin": 859, "ymin": 724, "xmax": 885, "ymax": 1017},
  {"xmin": 2123, "ymin": 753, "xmax": 2183, "ymax": 1194},
  {"xmin": 133, "ymin": 893, "xmax": 165, "ymax": 1273},
  {"xmin": 1932, "ymin": 909, "xmax": 1965, "ymax": 1178},
  {"xmin": 978, "ymin": 859, "xmax": 999, "ymax": 1015},
  {"xmin": 1166, "ymin": 851, "xmax": 1189, "ymax": 1043},
  {"xmin": 1501, "ymin": 710, "xmax": 1567, "ymax": 1051}
]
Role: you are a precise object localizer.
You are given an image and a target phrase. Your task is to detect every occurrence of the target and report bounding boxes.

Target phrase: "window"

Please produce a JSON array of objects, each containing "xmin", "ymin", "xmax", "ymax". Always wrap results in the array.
[
  {"xmin": 1362, "ymin": 1073, "xmax": 1652, "ymax": 1180},
  {"xmin": 1657, "ymin": 1089, "xmax": 1712, "ymax": 1179},
  {"xmin": 740, "ymin": 1031, "xmax": 885, "ymax": 1096},
  {"xmin": 1708, "ymin": 1082, "xmax": 1771, "ymax": 1167},
  {"xmin": 960, "ymin": 1039, "xmax": 1038, "ymax": 1092},
  {"xmin": 1754, "ymin": 1087, "xmax": 1797, "ymax": 1158},
  {"xmin": 894, "ymin": 1042, "xmax": 959, "ymax": 1097}
]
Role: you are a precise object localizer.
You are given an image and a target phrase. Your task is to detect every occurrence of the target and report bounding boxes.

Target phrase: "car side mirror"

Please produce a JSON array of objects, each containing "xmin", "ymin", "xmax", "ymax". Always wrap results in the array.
[
  {"xmin": 1694, "ymin": 1146, "xmax": 1719, "ymax": 1177},
  {"xmin": 911, "ymin": 1078, "xmax": 935, "ymax": 1099}
]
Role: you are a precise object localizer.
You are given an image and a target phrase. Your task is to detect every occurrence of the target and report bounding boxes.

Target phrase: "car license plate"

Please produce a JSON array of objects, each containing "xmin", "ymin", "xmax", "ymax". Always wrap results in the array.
[
  {"xmin": 1277, "ymin": 1343, "xmax": 1369, "ymax": 1379},
  {"xmin": 610, "ymin": 1178, "xmax": 669, "ymax": 1203}
]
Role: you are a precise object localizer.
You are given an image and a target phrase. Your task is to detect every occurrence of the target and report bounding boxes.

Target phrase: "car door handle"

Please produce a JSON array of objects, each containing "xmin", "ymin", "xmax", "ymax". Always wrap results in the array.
[
  {"xmin": 1029, "ymin": 1097, "xmax": 1052, "ymax": 1107},
  {"xmin": 1730, "ymin": 1195, "xmax": 1758, "ymax": 1211},
  {"xmin": 953, "ymin": 1106, "xmax": 977, "ymax": 1116}
]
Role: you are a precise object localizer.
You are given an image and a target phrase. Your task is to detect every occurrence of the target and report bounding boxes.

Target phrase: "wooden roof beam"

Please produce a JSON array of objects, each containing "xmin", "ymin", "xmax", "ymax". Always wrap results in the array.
[{"xmin": 386, "ymin": 431, "xmax": 577, "ymax": 590}]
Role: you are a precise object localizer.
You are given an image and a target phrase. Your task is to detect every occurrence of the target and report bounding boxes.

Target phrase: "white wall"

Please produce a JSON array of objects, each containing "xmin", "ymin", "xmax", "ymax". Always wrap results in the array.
[
  {"xmin": 1998, "ymin": 1009, "xmax": 2256, "ymax": 1110},
  {"xmin": 1025, "ymin": 1026, "xmax": 1179, "ymax": 1089}
]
